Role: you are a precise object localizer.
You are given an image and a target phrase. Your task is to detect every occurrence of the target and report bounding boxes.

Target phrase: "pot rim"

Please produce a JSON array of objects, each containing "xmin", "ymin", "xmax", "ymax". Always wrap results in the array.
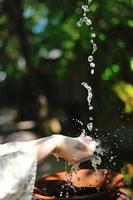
[
  {"xmin": 33, "ymin": 190, "xmax": 114, "ymax": 200},
  {"xmin": 33, "ymin": 169, "xmax": 126, "ymax": 200}
]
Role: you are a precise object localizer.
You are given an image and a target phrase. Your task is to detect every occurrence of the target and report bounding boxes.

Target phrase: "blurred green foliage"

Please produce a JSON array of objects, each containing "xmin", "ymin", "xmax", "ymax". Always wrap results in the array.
[
  {"xmin": 0, "ymin": 0, "xmax": 133, "ymax": 124},
  {"xmin": 114, "ymin": 81, "xmax": 133, "ymax": 113}
]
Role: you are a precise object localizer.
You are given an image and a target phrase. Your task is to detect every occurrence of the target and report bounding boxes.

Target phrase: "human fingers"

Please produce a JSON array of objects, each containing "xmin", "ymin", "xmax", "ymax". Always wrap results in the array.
[
  {"xmin": 78, "ymin": 134, "xmax": 93, "ymax": 144},
  {"xmin": 71, "ymin": 149, "xmax": 91, "ymax": 163},
  {"xmin": 75, "ymin": 137, "xmax": 97, "ymax": 155}
]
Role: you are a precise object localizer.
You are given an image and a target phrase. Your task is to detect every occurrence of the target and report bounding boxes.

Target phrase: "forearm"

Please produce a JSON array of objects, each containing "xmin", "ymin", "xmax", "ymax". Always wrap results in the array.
[
  {"xmin": 32, "ymin": 135, "xmax": 56, "ymax": 162},
  {"xmin": 29, "ymin": 134, "xmax": 96, "ymax": 164}
]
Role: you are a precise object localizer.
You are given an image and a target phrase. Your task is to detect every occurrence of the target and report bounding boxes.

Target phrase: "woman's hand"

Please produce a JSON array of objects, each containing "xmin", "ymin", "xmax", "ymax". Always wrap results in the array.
[
  {"xmin": 52, "ymin": 134, "xmax": 96, "ymax": 164},
  {"xmin": 35, "ymin": 134, "xmax": 97, "ymax": 164}
]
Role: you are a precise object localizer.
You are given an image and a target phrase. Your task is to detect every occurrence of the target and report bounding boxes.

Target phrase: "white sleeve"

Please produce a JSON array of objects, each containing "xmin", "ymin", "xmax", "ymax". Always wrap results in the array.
[{"xmin": 0, "ymin": 142, "xmax": 37, "ymax": 200}]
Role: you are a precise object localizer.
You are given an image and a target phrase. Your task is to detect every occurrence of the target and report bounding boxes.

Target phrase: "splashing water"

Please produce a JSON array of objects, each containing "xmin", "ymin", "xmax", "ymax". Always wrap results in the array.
[
  {"xmin": 72, "ymin": 118, "xmax": 84, "ymax": 126},
  {"xmin": 57, "ymin": 131, "xmax": 105, "ymax": 197},
  {"xmin": 91, "ymin": 144, "xmax": 105, "ymax": 172},
  {"xmin": 79, "ymin": 132, "xmax": 105, "ymax": 172},
  {"xmin": 81, "ymin": 128, "xmax": 87, "ymax": 136},
  {"xmin": 61, "ymin": 134, "xmax": 104, "ymax": 196},
  {"xmin": 81, "ymin": 82, "xmax": 93, "ymax": 111}
]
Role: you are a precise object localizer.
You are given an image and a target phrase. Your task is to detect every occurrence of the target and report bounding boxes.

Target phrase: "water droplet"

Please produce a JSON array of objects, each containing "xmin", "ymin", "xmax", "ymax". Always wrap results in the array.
[
  {"xmin": 81, "ymin": 129, "xmax": 87, "ymax": 136},
  {"xmin": 57, "ymin": 157, "xmax": 60, "ymax": 162},
  {"xmin": 81, "ymin": 82, "xmax": 93, "ymax": 111},
  {"xmin": 91, "ymin": 154, "xmax": 102, "ymax": 171},
  {"xmin": 81, "ymin": 82, "xmax": 89, "ymax": 89},
  {"xmin": 91, "ymin": 69, "xmax": 95, "ymax": 74},
  {"xmin": 88, "ymin": 55, "xmax": 93, "ymax": 62},
  {"xmin": 91, "ymin": 33, "xmax": 96, "ymax": 38},
  {"xmin": 96, "ymin": 187, "xmax": 100, "ymax": 191},
  {"xmin": 103, "ymin": 169, "xmax": 108, "ymax": 175},
  {"xmin": 89, "ymin": 106, "xmax": 93, "ymax": 110},
  {"xmin": 90, "ymin": 39, "xmax": 97, "ymax": 54},
  {"xmin": 42, "ymin": 187, "xmax": 47, "ymax": 191},
  {"xmin": 90, "ymin": 62, "xmax": 95, "ymax": 68},
  {"xmin": 87, "ymin": 123, "xmax": 93, "ymax": 131},
  {"xmin": 89, "ymin": 117, "xmax": 93, "ymax": 120},
  {"xmin": 85, "ymin": 18, "xmax": 92, "ymax": 26},
  {"xmin": 77, "ymin": 20, "xmax": 82, "ymax": 27},
  {"xmin": 54, "ymin": 154, "xmax": 60, "ymax": 162},
  {"xmin": 82, "ymin": 5, "xmax": 89, "ymax": 12},
  {"xmin": 92, "ymin": 43, "xmax": 97, "ymax": 54},
  {"xmin": 73, "ymin": 118, "xmax": 83, "ymax": 125},
  {"xmin": 60, "ymin": 191, "xmax": 63, "ymax": 197},
  {"xmin": 113, "ymin": 162, "xmax": 116, "ymax": 166},
  {"xmin": 65, "ymin": 192, "xmax": 69, "ymax": 198},
  {"xmin": 77, "ymin": 17, "xmax": 92, "ymax": 27}
]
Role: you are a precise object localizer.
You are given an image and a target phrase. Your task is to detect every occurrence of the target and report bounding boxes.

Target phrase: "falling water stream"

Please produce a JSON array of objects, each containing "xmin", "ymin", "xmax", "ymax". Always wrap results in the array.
[
  {"xmin": 76, "ymin": 0, "xmax": 104, "ymax": 171},
  {"xmin": 58, "ymin": 0, "xmax": 105, "ymax": 197},
  {"xmin": 52, "ymin": 0, "xmax": 115, "ymax": 198}
]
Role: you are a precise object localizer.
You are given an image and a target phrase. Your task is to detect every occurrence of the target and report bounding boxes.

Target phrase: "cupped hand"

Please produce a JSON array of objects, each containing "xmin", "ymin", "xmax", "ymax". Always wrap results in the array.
[
  {"xmin": 77, "ymin": 133, "xmax": 98, "ymax": 157},
  {"xmin": 53, "ymin": 134, "xmax": 97, "ymax": 164}
]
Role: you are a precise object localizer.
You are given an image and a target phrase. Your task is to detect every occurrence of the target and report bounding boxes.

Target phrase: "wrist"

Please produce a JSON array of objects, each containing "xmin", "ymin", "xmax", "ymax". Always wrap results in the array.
[
  {"xmin": 36, "ymin": 135, "xmax": 57, "ymax": 162},
  {"xmin": 51, "ymin": 134, "xmax": 64, "ymax": 155},
  {"xmin": 51, "ymin": 134, "xmax": 60, "ymax": 154}
]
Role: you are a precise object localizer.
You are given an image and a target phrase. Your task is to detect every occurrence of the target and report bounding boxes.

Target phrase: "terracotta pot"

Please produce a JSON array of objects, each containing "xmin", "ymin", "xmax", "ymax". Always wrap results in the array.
[{"xmin": 33, "ymin": 169, "xmax": 129, "ymax": 200}]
